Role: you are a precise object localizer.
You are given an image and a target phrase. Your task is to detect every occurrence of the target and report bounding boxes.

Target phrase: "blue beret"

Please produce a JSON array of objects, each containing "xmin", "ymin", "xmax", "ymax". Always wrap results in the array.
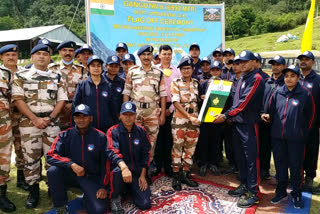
[
  {"xmin": 269, "ymin": 55, "xmax": 286, "ymax": 65},
  {"xmin": 57, "ymin": 40, "xmax": 76, "ymax": 50},
  {"xmin": 30, "ymin": 44, "xmax": 50, "ymax": 55},
  {"xmin": 297, "ymin": 51, "xmax": 315, "ymax": 61},
  {"xmin": 75, "ymin": 48, "xmax": 81, "ymax": 57},
  {"xmin": 116, "ymin": 42, "xmax": 128, "ymax": 51},
  {"xmin": 210, "ymin": 60, "xmax": 223, "ymax": 70},
  {"xmin": 73, "ymin": 104, "xmax": 91, "ymax": 116},
  {"xmin": 223, "ymin": 48, "xmax": 235, "ymax": 56},
  {"xmin": 212, "ymin": 48, "xmax": 224, "ymax": 56},
  {"xmin": 87, "ymin": 55, "xmax": 103, "ymax": 66},
  {"xmin": 200, "ymin": 57, "xmax": 211, "ymax": 65},
  {"xmin": 282, "ymin": 65, "xmax": 300, "ymax": 76},
  {"xmin": 38, "ymin": 38, "xmax": 53, "ymax": 49},
  {"xmin": 120, "ymin": 101, "xmax": 136, "ymax": 114},
  {"xmin": 254, "ymin": 53, "xmax": 262, "ymax": 63},
  {"xmin": 122, "ymin": 53, "xmax": 136, "ymax": 63},
  {"xmin": 189, "ymin": 43, "xmax": 200, "ymax": 51},
  {"xmin": 0, "ymin": 44, "xmax": 18, "ymax": 54},
  {"xmin": 137, "ymin": 45, "xmax": 154, "ymax": 56},
  {"xmin": 238, "ymin": 50, "xmax": 256, "ymax": 61},
  {"xmin": 177, "ymin": 55, "xmax": 193, "ymax": 68},
  {"xmin": 79, "ymin": 44, "xmax": 93, "ymax": 54},
  {"xmin": 106, "ymin": 55, "xmax": 120, "ymax": 65}
]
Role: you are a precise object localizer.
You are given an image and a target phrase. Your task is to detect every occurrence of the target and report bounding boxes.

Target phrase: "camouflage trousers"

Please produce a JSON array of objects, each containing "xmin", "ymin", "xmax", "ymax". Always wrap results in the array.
[
  {"xmin": 0, "ymin": 110, "xmax": 13, "ymax": 184},
  {"xmin": 11, "ymin": 110, "xmax": 24, "ymax": 169},
  {"xmin": 19, "ymin": 117, "xmax": 60, "ymax": 185},
  {"xmin": 171, "ymin": 117, "xmax": 199, "ymax": 172},
  {"xmin": 136, "ymin": 107, "xmax": 160, "ymax": 161}
]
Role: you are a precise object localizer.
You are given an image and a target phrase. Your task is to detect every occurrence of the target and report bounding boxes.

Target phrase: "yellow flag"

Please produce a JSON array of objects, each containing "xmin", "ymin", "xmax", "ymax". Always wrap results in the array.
[{"xmin": 301, "ymin": 0, "xmax": 316, "ymax": 53}]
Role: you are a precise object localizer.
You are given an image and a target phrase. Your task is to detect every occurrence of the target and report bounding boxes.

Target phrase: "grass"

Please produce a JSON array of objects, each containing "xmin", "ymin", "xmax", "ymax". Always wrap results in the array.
[{"xmin": 225, "ymin": 18, "xmax": 320, "ymax": 54}]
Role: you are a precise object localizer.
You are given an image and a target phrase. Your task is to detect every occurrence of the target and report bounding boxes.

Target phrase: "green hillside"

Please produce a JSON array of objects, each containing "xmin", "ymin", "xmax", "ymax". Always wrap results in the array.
[{"xmin": 225, "ymin": 17, "xmax": 320, "ymax": 53}]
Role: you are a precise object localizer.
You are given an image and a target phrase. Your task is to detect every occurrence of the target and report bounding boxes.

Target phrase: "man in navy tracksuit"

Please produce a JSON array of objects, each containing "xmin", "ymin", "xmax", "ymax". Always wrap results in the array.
[
  {"xmin": 104, "ymin": 55, "xmax": 125, "ymax": 124},
  {"xmin": 221, "ymin": 48, "xmax": 236, "ymax": 81},
  {"xmin": 106, "ymin": 101, "xmax": 151, "ymax": 213},
  {"xmin": 73, "ymin": 55, "xmax": 114, "ymax": 133},
  {"xmin": 259, "ymin": 55, "xmax": 286, "ymax": 181},
  {"xmin": 46, "ymin": 104, "xmax": 108, "ymax": 214},
  {"xmin": 214, "ymin": 50, "xmax": 265, "ymax": 208},
  {"xmin": 262, "ymin": 65, "xmax": 315, "ymax": 208},
  {"xmin": 297, "ymin": 51, "xmax": 320, "ymax": 193}
]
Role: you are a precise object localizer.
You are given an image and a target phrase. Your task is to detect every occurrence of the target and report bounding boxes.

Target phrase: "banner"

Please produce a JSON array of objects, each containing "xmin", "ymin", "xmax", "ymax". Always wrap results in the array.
[
  {"xmin": 85, "ymin": 0, "xmax": 225, "ymax": 66},
  {"xmin": 301, "ymin": 0, "xmax": 316, "ymax": 53},
  {"xmin": 198, "ymin": 79, "xmax": 232, "ymax": 123}
]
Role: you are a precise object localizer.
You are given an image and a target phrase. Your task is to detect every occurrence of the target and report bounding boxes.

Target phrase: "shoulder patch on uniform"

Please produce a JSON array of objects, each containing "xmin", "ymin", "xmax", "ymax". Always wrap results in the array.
[
  {"xmin": 48, "ymin": 62, "xmax": 57, "ymax": 68},
  {"xmin": 128, "ymin": 65, "xmax": 139, "ymax": 71}
]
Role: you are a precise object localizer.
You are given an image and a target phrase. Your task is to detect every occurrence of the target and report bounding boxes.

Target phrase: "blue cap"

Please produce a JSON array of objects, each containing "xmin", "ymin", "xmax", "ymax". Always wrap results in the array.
[
  {"xmin": 177, "ymin": 55, "xmax": 193, "ymax": 68},
  {"xmin": 228, "ymin": 55, "xmax": 241, "ymax": 64},
  {"xmin": 282, "ymin": 65, "xmax": 300, "ymax": 76},
  {"xmin": 137, "ymin": 45, "xmax": 154, "ymax": 56},
  {"xmin": 116, "ymin": 42, "xmax": 128, "ymax": 51},
  {"xmin": 200, "ymin": 57, "xmax": 211, "ymax": 65},
  {"xmin": 73, "ymin": 104, "xmax": 91, "ymax": 116},
  {"xmin": 297, "ymin": 51, "xmax": 315, "ymax": 61},
  {"xmin": 57, "ymin": 40, "xmax": 76, "ymax": 50},
  {"xmin": 212, "ymin": 48, "xmax": 223, "ymax": 56},
  {"xmin": 30, "ymin": 44, "xmax": 50, "ymax": 55},
  {"xmin": 0, "ymin": 44, "xmax": 18, "ymax": 54},
  {"xmin": 223, "ymin": 48, "xmax": 235, "ymax": 56},
  {"xmin": 269, "ymin": 55, "xmax": 286, "ymax": 65},
  {"xmin": 153, "ymin": 52, "xmax": 159, "ymax": 59},
  {"xmin": 210, "ymin": 60, "xmax": 223, "ymax": 70},
  {"xmin": 122, "ymin": 53, "xmax": 136, "ymax": 63},
  {"xmin": 238, "ymin": 50, "xmax": 256, "ymax": 61},
  {"xmin": 38, "ymin": 38, "xmax": 53, "ymax": 49},
  {"xmin": 87, "ymin": 55, "xmax": 103, "ymax": 67},
  {"xmin": 75, "ymin": 48, "xmax": 81, "ymax": 57},
  {"xmin": 189, "ymin": 43, "xmax": 200, "ymax": 51},
  {"xmin": 106, "ymin": 55, "xmax": 120, "ymax": 65},
  {"xmin": 254, "ymin": 53, "xmax": 262, "ymax": 63},
  {"xmin": 120, "ymin": 101, "xmax": 136, "ymax": 114},
  {"xmin": 79, "ymin": 44, "xmax": 93, "ymax": 54}
]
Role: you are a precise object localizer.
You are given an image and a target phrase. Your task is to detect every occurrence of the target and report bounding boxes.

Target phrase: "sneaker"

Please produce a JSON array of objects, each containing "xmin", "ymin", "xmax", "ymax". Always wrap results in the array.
[
  {"xmin": 261, "ymin": 170, "xmax": 271, "ymax": 181},
  {"xmin": 110, "ymin": 196, "xmax": 124, "ymax": 214},
  {"xmin": 270, "ymin": 194, "xmax": 287, "ymax": 204},
  {"xmin": 224, "ymin": 165, "xmax": 236, "ymax": 175},
  {"xmin": 56, "ymin": 205, "xmax": 69, "ymax": 214},
  {"xmin": 237, "ymin": 192, "xmax": 259, "ymax": 208},
  {"xmin": 302, "ymin": 176, "xmax": 313, "ymax": 192},
  {"xmin": 208, "ymin": 164, "xmax": 220, "ymax": 176},
  {"xmin": 292, "ymin": 195, "xmax": 303, "ymax": 209},
  {"xmin": 199, "ymin": 165, "xmax": 207, "ymax": 177},
  {"xmin": 228, "ymin": 184, "xmax": 247, "ymax": 197}
]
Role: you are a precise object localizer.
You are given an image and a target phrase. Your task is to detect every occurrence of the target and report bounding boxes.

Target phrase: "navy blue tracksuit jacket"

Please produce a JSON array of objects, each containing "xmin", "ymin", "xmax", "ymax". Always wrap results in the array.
[
  {"xmin": 258, "ymin": 68, "xmax": 270, "ymax": 81},
  {"xmin": 73, "ymin": 75, "xmax": 113, "ymax": 133},
  {"xmin": 222, "ymin": 66, "xmax": 235, "ymax": 81}
]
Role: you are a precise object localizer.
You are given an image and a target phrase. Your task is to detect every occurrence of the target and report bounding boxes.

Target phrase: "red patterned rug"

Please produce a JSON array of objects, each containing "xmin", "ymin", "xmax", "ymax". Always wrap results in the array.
[{"xmin": 122, "ymin": 174, "xmax": 258, "ymax": 214}]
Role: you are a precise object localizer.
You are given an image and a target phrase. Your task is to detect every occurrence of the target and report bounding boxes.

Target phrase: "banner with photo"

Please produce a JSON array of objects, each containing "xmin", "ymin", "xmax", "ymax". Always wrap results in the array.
[{"xmin": 85, "ymin": 0, "xmax": 225, "ymax": 66}]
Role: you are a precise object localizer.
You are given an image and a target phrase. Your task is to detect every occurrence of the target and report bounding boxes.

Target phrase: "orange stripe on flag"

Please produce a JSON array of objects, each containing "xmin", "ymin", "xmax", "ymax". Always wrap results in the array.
[{"xmin": 90, "ymin": 0, "xmax": 114, "ymax": 4}]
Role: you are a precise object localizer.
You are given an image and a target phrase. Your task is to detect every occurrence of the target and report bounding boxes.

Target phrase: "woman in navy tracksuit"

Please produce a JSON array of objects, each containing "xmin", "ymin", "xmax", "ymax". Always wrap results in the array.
[
  {"xmin": 73, "ymin": 55, "xmax": 114, "ymax": 133},
  {"xmin": 262, "ymin": 65, "xmax": 315, "ymax": 209}
]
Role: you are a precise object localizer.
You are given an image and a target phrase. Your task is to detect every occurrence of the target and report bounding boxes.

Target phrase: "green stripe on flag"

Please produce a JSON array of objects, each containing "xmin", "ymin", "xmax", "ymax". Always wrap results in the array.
[
  {"xmin": 210, "ymin": 90, "xmax": 230, "ymax": 96},
  {"xmin": 91, "ymin": 8, "xmax": 114, "ymax": 15}
]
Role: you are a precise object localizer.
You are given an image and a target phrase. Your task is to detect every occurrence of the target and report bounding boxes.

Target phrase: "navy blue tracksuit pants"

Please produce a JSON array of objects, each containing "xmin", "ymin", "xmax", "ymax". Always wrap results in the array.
[
  {"xmin": 272, "ymin": 138, "xmax": 305, "ymax": 197},
  {"xmin": 232, "ymin": 123, "xmax": 260, "ymax": 194},
  {"xmin": 109, "ymin": 167, "xmax": 151, "ymax": 210},
  {"xmin": 303, "ymin": 127, "xmax": 319, "ymax": 179},
  {"xmin": 47, "ymin": 166, "xmax": 107, "ymax": 214}
]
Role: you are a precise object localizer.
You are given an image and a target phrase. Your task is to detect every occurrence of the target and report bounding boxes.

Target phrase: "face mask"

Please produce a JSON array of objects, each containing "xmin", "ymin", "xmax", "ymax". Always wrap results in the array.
[{"xmin": 62, "ymin": 58, "xmax": 74, "ymax": 65}]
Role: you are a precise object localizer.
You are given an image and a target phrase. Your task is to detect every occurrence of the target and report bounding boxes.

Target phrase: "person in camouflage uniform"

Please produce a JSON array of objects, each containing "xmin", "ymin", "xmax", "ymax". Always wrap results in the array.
[
  {"xmin": 123, "ymin": 45, "xmax": 166, "ymax": 166},
  {"xmin": 12, "ymin": 44, "xmax": 68, "ymax": 209},
  {"xmin": 49, "ymin": 41, "xmax": 87, "ymax": 130},
  {"xmin": 0, "ymin": 44, "xmax": 30, "ymax": 193},
  {"xmin": 0, "ymin": 51, "xmax": 16, "ymax": 212},
  {"xmin": 170, "ymin": 56, "xmax": 201, "ymax": 191}
]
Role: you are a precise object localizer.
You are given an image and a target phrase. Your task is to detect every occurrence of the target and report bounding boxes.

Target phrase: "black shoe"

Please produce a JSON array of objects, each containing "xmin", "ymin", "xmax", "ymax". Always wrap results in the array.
[
  {"xmin": 224, "ymin": 165, "xmax": 236, "ymax": 175},
  {"xmin": 312, "ymin": 184, "xmax": 320, "ymax": 195},
  {"xmin": 110, "ymin": 196, "xmax": 124, "ymax": 214},
  {"xmin": 199, "ymin": 165, "xmax": 207, "ymax": 177},
  {"xmin": 208, "ymin": 164, "xmax": 220, "ymax": 176},
  {"xmin": 270, "ymin": 194, "xmax": 287, "ymax": 204},
  {"xmin": 180, "ymin": 171, "xmax": 198, "ymax": 187},
  {"xmin": 237, "ymin": 192, "xmax": 259, "ymax": 208},
  {"xmin": 17, "ymin": 170, "xmax": 30, "ymax": 191},
  {"xmin": 172, "ymin": 172, "xmax": 181, "ymax": 191},
  {"xmin": 261, "ymin": 170, "xmax": 271, "ymax": 181},
  {"xmin": 164, "ymin": 167, "xmax": 173, "ymax": 177},
  {"xmin": 149, "ymin": 167, "xmax": 161, "ymax": 177},
  {"xmin": 302, "ymin": 176, "xmax": 313, "ymax": 192},
  {"xmin": 25, "ymin": 183, "xmax": 39, "ymax": 209},
  {"xmin": 292, "ymin": 194, "xmax": 303, "ymax": 209},
  {"xmin": 56, "ymin": 205, "xmax": 69, "ymax": 214},
  {"xmin": 228, "ymin": 184, "xmax": 247, "ymax": 197},
  {"xmin": 0, "ymin": 185, "xmax": 16, "ymax": 213}
]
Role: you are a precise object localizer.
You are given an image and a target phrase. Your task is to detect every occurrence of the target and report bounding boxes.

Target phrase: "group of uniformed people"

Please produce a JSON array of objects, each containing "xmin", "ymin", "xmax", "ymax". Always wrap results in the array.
[{"xmin": 0, "ymin": 38, "xmax": 319, "ymax": 213}]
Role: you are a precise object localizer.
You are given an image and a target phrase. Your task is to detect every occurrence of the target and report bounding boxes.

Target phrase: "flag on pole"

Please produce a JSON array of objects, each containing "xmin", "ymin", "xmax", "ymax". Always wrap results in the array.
[
  {"xmin": 198, "ymin": 79, "xmax": 232, "ymax": 123},
  {"xmin": 90, "ymin": 0, "xmax": 115, "ymax": 16},
  {"xmin": 301, "ymin": 0, "xmax": 316, "ymax": 53}
]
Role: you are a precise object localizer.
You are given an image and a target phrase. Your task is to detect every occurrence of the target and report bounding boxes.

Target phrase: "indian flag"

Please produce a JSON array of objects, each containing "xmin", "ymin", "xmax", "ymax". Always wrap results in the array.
[
  {"xmin": 198, "ymin": 79, "xmax": 232, "ymax": 123},
  {"xmin": 90, "ymin": 0, "xmax": 115, "ymax": 16}
]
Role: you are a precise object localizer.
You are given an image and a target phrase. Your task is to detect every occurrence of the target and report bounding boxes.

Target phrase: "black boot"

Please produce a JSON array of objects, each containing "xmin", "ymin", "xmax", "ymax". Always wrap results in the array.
[
  {"xmin": 0, "ymin": 185, "xmax": 16, "ymax": 212},
  {"xmin": 17, "ymin": 170, "xmax": 30, "ymax": 191},
  {"xmin": 180, "ymin": 171, "xmax": 198, "ymax": 187},
  {"xmin": 172, "ymin": 172, "xmax": 181, "ymax": 191},
  {"xmin": 25, "ymin": 183, "xmax": 39, "ymax": 209}
]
